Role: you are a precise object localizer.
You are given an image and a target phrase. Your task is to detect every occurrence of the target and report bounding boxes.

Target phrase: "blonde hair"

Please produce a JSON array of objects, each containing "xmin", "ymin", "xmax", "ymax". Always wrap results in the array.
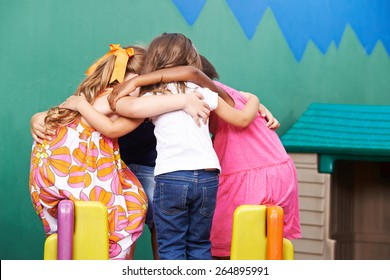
[
  {"xmin": 140, "ymin": 33, "xmax": 201, "ymax": 95},
  {"xmin": 45, "ymin": 45, "xmax": 145, "ymax": 131}
]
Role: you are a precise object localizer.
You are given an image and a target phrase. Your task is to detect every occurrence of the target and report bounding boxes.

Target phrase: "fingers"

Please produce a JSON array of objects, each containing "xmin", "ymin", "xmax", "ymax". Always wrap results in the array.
[
  {"xmin": 107, "ymin": 91, "xmax": 116, "ymax": 111},
  {"xmin": 194, "ymin": 117, "xmax": 201, "ymax": 128},
  {"xmin": 33, "ymin": 122, "xmax": 55, "ymax": 139},
  {"xmin": 32, "ymin": 134, "xmax": 43, "ymax": 144},
  {"xmin": 202, "ymin": 107, "xmax": 210, "ymax": 124},
  {"xmin": 32, "ymin": 129, "xmax": 52, "ymax": 143},
  {"xmin": 108, "ymin": 100, "xmax": 116, "ymax": 111},
  {"xmin": 259, "ymin": 105, "xmax": 266, "ymax": 117},
  {"xmin": 108, "ymin": 81, "xmax": 135, "ymax": 111},
  {"xmin": 267, "ymin": 118, "xmax": 280, "ymax": 130},
  {"xmin": 195, "ymin": 91, "xmax": 205, "ymax": 100},
  {"xmin": 192, "ymin": 108, "xmax": 210, "ymax": 127},
  {"xmin": 34, "ymin": 129, "xmax": 47, "ymax": 139},
  {"xmin": 197, "ymin": 104, "xmax": 210, "ymax": 125},
  {"xmin": 45, "ymin": 129, "xmax": 56, "ymax": 136},
  {"xmin": 109, "ymin": 95, "xmax": 121, "ymax": 111},
  {"xmin": 111, "ymin": 98, "xmax": 118, "ymax": 111},
  {"xmin": 59, "ymin": 96, "xmax": 72, "ymax": 109}
]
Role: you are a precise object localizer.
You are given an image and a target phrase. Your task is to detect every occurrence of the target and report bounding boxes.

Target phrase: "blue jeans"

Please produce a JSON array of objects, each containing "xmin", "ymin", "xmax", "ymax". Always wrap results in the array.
[
  {"xmin": 153, "ymin": 169, "xmax": 219, "ymax": 260},
  {"xmin": 128, "ymin": 163, "xmax": 156, "ymax": 230}
]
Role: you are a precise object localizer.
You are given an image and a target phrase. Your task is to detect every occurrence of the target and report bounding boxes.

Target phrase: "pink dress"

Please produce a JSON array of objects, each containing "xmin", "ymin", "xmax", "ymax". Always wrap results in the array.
[
  {"xmin": 29, "ymin": 120, "xmax": 147, "ymax": 259},
  {"xmin": 210, "ymin": 82, "xmax": 301, "ymax": 257}
]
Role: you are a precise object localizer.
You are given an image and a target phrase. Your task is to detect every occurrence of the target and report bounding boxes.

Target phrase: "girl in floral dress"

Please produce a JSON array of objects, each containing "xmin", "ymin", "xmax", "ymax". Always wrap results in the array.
[{"xmin": 29, "ymin": 45, "xmax": 149, "ymax": 259}]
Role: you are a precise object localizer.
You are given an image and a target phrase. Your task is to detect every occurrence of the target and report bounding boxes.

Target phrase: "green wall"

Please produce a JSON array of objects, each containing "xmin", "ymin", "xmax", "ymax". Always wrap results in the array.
[{"xmin": 1, "ymin": 0, "xmax": 388, "ymax": 260}]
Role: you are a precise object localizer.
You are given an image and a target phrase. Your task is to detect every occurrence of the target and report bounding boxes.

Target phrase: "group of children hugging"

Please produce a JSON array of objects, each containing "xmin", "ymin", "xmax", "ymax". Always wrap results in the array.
[{"xmin": 29, "ymin": 32, "xmax": 301, "ymax": 260}]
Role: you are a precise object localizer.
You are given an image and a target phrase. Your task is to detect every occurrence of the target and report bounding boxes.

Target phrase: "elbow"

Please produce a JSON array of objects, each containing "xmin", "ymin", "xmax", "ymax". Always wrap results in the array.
[
  {"xmin": 238, "ymin": 120, "xmax": 252, "ymax": 129},
  {"xmin": 237, "ymin": 115, "xmax": 256, "ymax": 128},
  {"xmin": 103, "ymin": 129, "xmax": 131, "ymax": 138},
  {"xmin": 188, "ymin": 66, "xmax": 200, "ymax": 76},
  {"xmin": 187, "ymin": 66, "xmax": 204, "ymax": 81},
  {"xmin": 101, "ymin": 130, "xmax": 122, "ymax": 138},
  {"xmin": 116, "ymin": 98, "xmax": 139, "ymax": 118}
]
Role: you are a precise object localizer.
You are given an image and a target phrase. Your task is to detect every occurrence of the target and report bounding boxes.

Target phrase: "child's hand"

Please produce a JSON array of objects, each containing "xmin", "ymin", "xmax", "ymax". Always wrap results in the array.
[
  {"xmin": 108, "ymin": 79, "xmax": 138, "ymax": 110},
  {"xmin": 259, "ymin": 104, "xmax": 280, "ymax": 130},
  {"xmin": 239, "ymin": 91, "xmax": 280, "ymax": 130},
  {"xmin": 30, "ymin": 111, "xmax": 55, "ymax": 143},
  {"xmin": 59, "ymin": 94, "xmax": 87, "ymax": 111},
  {"xmin": 183, "ymin": 91, "xmax": 211, "ymax": 127}
]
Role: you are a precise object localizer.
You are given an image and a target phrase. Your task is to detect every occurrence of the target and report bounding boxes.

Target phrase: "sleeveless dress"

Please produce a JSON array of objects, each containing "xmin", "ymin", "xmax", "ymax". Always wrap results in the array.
[
  {"xmin": 29, "ymin": 119, "xmax": 147, "ymax": 260},
  {"xmin": 210, "ymin": 82, "xmax": 301, "ymax": 257}
]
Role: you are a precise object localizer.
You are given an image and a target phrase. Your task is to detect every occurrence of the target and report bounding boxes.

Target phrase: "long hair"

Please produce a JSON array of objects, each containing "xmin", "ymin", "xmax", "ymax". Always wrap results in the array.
[
  {"xmin": 140, "ymin": 33, "xmax": 201, "ymax": 95},
  {"xmin": 44, "ymin": 45, "xmax": 145, "ymax": 132}
]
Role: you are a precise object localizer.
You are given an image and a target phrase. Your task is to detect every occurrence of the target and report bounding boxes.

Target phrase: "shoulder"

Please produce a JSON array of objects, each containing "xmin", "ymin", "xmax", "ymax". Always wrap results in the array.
[
  {"xmin": 214, "ymin": 81, "xmax": 239, "ymax": 95},
  {"xmin": 185, "ymin": 82, "xmax": 215, "ymax": 95}
]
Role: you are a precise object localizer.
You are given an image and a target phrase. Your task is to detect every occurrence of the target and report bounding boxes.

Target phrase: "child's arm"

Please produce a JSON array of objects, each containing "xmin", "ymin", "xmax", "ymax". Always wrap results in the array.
[
  {"xmin": 30, "ymin": 111, "xmax": 55, "ymax": 143},
  {"xmin": 59, "ymin": 95, "xmax": 144, "ymax": 138},
  {"xmin": 240, "ymin": 91, "xmax": 280, "ymax": 130},
  {"xmin": 115, "ymin": 93, "xmax": 210, "ymax": 126},
  {"xmin": 109, "ymin": 66, "xmax": 234, "ymax": 109},
  {"xmin": 260, "ymin": 104, "xmax": 280, "ymax": 130},
  {"xmin": 213, "ymin": 93, "xmax": 260, "ymax": 128}
]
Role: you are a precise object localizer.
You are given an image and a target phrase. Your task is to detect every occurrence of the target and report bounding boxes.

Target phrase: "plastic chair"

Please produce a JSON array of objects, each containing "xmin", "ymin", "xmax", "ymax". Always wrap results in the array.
[
  {"xmin": 230, "ymin": 204, "xmax": 294, "ymax": 260},
  {"xmin": 44, "ymin": 200, "xmax": 109, "ymax": 260}
]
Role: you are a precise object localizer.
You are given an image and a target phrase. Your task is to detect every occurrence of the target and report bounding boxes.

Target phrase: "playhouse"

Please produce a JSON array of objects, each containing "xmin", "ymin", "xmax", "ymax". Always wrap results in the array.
[{"xmin": 281, "ymin": 103, "xmax": 390, "ymax": 259}]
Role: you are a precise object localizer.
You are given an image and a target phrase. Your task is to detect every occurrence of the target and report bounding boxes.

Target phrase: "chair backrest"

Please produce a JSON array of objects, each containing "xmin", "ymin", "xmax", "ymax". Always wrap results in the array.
[
  {"xmin": 44, "ymin": 200, "xmax": 109, "ymax": 260},
  {"xmin": 266, "ymin": 205, "xmax": 284, "ymax": 259},
  {"xmin": 230, "ymin": 204, "xmax": 294, "ymax": 260}
]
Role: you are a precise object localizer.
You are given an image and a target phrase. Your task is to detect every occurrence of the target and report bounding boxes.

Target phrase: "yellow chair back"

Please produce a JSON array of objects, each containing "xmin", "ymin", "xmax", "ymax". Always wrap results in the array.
[
  {"xmin": 230, "ymin": 204, "xmax": 294, "ymax": 260},
  {"xmin": 44, "ymin": 200, "xmax": 109, "ymax": 260}
]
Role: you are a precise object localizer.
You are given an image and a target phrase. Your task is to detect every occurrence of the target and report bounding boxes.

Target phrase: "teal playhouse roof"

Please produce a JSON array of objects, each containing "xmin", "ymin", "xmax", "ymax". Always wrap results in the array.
[{"xmin": 281, "ymin": 103, "xmax": 390, "ymax": 173}]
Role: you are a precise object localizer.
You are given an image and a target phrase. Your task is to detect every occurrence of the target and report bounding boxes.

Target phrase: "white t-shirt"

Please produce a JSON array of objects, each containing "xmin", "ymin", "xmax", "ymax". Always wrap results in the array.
[{"xmin": 145, "ymin": 82, "xmax": 221, "ymax": 176}]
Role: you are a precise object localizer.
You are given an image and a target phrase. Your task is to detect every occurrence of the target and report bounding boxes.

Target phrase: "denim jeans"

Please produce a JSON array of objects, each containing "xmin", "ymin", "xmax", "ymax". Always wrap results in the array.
[
  {"xmin": 153, "ymin": 169, "xmax": 219, "ymax": 260},
  {"xmin": 128, "ymin": 163, "xmax": 156, "ymax": 230}
]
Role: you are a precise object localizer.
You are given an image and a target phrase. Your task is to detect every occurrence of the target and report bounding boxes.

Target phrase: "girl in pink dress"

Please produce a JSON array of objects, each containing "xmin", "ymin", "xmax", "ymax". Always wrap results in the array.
[{"xmin": 203, "ymin": 57, "xmax": 301, "ymax": 258}]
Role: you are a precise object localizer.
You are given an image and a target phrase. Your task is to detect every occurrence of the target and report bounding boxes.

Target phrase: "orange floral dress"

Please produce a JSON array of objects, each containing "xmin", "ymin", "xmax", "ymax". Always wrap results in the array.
[{"xmin": 29, "ymin": 119, "xmax": 147, "ymax": 260}]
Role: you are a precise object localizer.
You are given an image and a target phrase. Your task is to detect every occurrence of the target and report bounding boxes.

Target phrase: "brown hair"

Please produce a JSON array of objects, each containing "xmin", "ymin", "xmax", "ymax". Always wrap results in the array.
[
  {"xmin": 200, "ymin": 55, "xmax": 219, "ymax": 80},
  {"xmin": 44, "ymin": 45, "xmax": 146, "ymax": 131},
  {"xmin": 140, "ymin": 33, "xmax": 201, "ymax": 95}
]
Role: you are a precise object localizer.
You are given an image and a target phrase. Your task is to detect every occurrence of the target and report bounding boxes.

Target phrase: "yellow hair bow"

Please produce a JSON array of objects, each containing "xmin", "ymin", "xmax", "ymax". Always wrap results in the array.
[{"xmin": 85, "ymin": 44, "xmax": 134, "ymax": 83}]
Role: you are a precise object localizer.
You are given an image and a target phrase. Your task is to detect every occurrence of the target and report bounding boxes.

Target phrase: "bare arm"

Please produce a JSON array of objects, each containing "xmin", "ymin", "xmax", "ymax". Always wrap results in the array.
[
  {"xmin": 109, "ymin": 66, "xmax": 233, "ymax": 109},
  {"xmin": 59, "ymin": 95, "xmax": 144, "ymax": 138},
  {"xmin": 115, "ymin": 92, "xmax": 210, "ymax": 126},
  {"xmin": 239, "ymin": 91, "xmax": 280, "ymax": 130},
  {"xmin": 213, "ymin": 93, "xmax": 260, "ymax": 128}
]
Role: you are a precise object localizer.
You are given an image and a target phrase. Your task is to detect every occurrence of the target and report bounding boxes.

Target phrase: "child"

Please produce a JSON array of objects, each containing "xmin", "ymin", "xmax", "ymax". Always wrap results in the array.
[
  {"xmin": 106, "ymin": 33, "xmax": 261, "ymax": 260},
  {"xmin": 29, "ymin": 44, "xmax": 210, "ymax": 260},
  {"xmin": 29, "ymin": 44, "xmax": 148, "ymax": 260},
  {"xmin": 200, "ymin": 55, "xmax": 301, "ymax": 259}
]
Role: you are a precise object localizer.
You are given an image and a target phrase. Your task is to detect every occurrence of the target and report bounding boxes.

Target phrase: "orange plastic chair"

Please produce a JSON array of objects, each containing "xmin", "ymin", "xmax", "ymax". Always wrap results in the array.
[
  {"xmin": 230, "ymin": 204, "xmax": 294, "ymax": 260},
  {"xmin": 44, "ymin": 200, "xmax": 109, "ymax": 260}
]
